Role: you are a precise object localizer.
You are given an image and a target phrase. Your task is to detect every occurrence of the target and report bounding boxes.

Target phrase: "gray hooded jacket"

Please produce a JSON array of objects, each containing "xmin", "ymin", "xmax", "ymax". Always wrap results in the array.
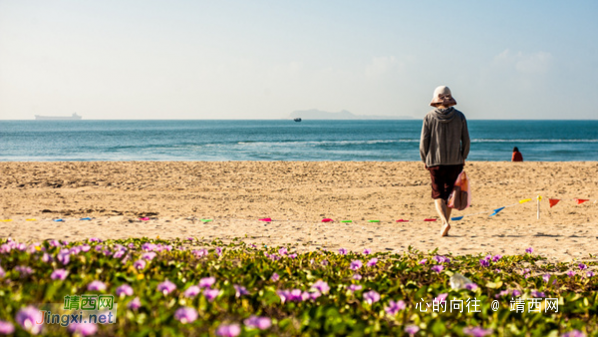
[{"xmin": 419, "ymin": 107, "xmax": 470, "ymax": 167}]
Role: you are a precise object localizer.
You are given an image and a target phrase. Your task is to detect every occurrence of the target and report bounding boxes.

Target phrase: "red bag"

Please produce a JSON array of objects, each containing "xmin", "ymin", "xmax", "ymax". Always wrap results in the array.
[{"xmin": 448, "ymin": 171, "xmax": 471, "ymax": 211}]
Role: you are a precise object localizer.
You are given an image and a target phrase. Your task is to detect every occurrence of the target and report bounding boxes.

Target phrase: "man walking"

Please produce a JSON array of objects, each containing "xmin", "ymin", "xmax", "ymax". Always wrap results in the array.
[{"xmin": 420, "ymin": 86, "xmax": 470, "ymax": 236}]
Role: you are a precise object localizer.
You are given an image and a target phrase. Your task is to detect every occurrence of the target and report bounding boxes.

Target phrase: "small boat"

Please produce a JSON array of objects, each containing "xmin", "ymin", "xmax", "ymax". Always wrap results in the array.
[{"xmin": 294, "ymin": 118, "xmax": 302, "ymax": 122}]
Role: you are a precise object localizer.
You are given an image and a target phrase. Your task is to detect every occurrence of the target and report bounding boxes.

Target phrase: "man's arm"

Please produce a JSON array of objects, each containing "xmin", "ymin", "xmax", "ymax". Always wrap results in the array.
[
  {"xmin": 461, "ymin": 116, "xmax": 470, "ymax": 161},
  {"xmin": 419, "ymin": 116, "xmax": 430, "ymax": 163}
]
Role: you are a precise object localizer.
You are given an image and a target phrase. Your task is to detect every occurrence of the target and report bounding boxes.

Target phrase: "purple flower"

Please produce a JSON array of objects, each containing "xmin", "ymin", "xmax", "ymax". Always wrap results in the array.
[
  {"xmin": 492, "ymin": 255, "xmax": 502, "ymax": 262},
  {"xmin": 116, "ymin": 284, "xmax": 134, "ymax": 297},
  {"xmin": 199, "ymin": 277, "xmax": 216, "ymax": 288},
  {"xmin": 193, "ymin": 249, "xmax": 208, "ymax": 258},
  {"xmin": 531, "ymin": 290, "xmax": 546, "ymax": 298},
  {"xmin": 363, "ymin": 248, "xmax": 371, "ymax": 255},
  {"xmin": 353, "ymin": 273, "xmax": 362, "ymax": 280},
  {"xmin": 157, "ymin": 280, "xmax": 177, "ymax": 295},
  {"xmin": 512, "ymin": 289, "xmax": 522, "ymax": 297},
  {"xmin": 363, "ymin": 290, "xmax": 380, "ymax": 305},
  {"xmin": 234, "ymin": 285, "xmax": 249, "ymax": 297},
  {"xmin": 321, "ymin": 260, "xmax": 329, "ymax": 266},
  {"xmin": 288, "ymin": 253, "xmax": 297, "ymax": 259},
  {"xmin": 50, "ymin": 269, "xmax": 68, "ymax": 281},
  {"xmin": 184, "ymin": 285, "xmax": 201, "ymax": 298},
  {"xmin": 567, "ymin": 270, "xmax": 576, "ymax": 277},
  {"xmin": 310, "ymin": 291, "xmax": 321, "ymax": 300},
  {"xmin": 244, "ymin": 315, "xmax": 272, "ymax": 330},
  {"xmin": 419, "ymin": 259, "xmax": 427, "ymax": 265},
  {"xmin": 56, "ymin": 249, "xmax": 70, "ymax": 265},
  {"xmin": 204, "ymin": 288, "xmax": 221, "ymax": 302},
  {"xmin": 174, "ymin": 307, "xmax": 198, "ymax": 324},
  {"xmin": 435, "ymin": 293, "xmax": 448, "ymax": 303},
  {"xmin": 434, "ymin": 255, "xmax": 450, "ymax": 264},
  {"xmin": 348, "ymin": 284, "xmax": 362, "ymax": 292},
  {"xmin": 385, "ymin": 300, "xmax": 406, "ymax": 315},
  {"xmin": 278, "ymin": 247, "xmax": 288, "ymax": 255},
  {"xmin": 562, "ymin": 330, "xmax": 586, "ymax": 337},
  {"xmin": 465, "ymin": 283, "xmax": 478, "ymax": 291},
  {"xmin": 142, "ymin": 243, "xmax": 156, "ymax": 251},
  {"xmin": 0, "ymin": 266, "xmax": 4, "ymax": 278},
  {"xmin": 16, "ymin": 306, "xmax": 43, "ymax": 335},
  {"xmin": 128, "ymin": 297, "xmax": 141, "ymax": 310},
  {"xmin": 0, "ymin": 320, "xmax": 15, "ymax": 335},
  {"xmin": 112, "ymin": 250, "xmax": 126, "ymax": 259},
  {"xmin": 133, "ymin": 259, "xmax": 146, "ymax": 270},
  {"xmin": 81, "ymin": 244, "xmax": 91, "ymax": 252},
  {"xmin": 338, "ymin": 248, "xmax": 347, "ymax": 255},
  {"xmin": 87, "ymin": 280, "xmax": 106, "ymax": 291},
  {"xmin": 431, "ymin": 265, "xmax": 444, "ymax": 273},
  {"xmin": 587, "ymin": 271, "xmax": 595, "ymax": 278},
  {"xmin": 311, "ymin": 280, "xmax": 330, "ymax": 294},
  {"xmin": 405, "ymin": 325, "xmax": 420, "ymax": 335},
  {"xmin": 463, "ymin": 326, "xmax": 494, "ymax": 337},
  {"xmin": 67, "ymin": 323, "xmax": 98, "ymax": 336},
  {"xmin": 215, "ymin": 247, "xmax": 222, "ymax": 256},
  {"xmin": 543, "ymin": 274, "xmax": 551, "ymax": 282},
  {"xmin": 350, "ymin": 260, "xmax": 363, "ymax": 270},
  {"xmin": 216, "ymin": 323, "xmax": 241, "ymax": 337},
  {"xmin": 525, "ymin": 247, "xmax": 533, "ymax": 254},
  {"xmin": 41, "ymin": 253, "xmax": 52, "ymax": 263},
  {"xmin": 89, "ymin": 237, "xmax": 101, "ymax": 242},
  {"xmin": 270, "ymin": 273, "xmax": 280, "ymax": 281},
  {"xmin": 15, "ymin": 266, "xmax": 34, "ymax": 277},
  {"xmin": 142, "ymin": 252, "xmax": 157, "ymax": 261},
  {"xmin": 479, "ymin": 259, "xmax": 490, "ymax": 267},
  {"xmin": 367, "ymin": 258, "xmax": 378, "ymax": 267},
  {"xmin": 579, "ymin": 263, "xmax": 588, "ymax": 270}
]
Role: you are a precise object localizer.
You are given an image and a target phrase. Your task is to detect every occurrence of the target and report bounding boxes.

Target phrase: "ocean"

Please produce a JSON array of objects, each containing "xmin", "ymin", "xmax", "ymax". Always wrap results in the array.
[{"xmin": 1, "ymin": 120, "xmax": 597, "ymax": 161}]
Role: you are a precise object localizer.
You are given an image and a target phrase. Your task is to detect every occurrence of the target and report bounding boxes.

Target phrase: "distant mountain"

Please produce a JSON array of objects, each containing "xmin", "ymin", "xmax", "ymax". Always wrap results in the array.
[{"xmin": 288, "ymin": 109, "xmax": 412, "ymax": 120}]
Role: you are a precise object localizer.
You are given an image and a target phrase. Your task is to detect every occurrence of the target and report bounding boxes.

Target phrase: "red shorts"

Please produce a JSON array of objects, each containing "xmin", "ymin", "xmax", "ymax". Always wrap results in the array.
[{"xmin": 426, "ymin": 165, "xmax": 464, "ymax": 200}]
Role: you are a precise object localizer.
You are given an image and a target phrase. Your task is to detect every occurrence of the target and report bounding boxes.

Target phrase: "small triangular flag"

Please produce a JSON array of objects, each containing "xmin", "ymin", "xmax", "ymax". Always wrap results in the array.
[
  {"xmin": 341, "ymin": 220, "xmax": 352, "ymax": 223},
  {"xmin": 489, "ymin": 207, "xmax": 505, "ymax": 217},
  {"xmin": 549, "ymin": 199, "xmax": 560, "ymax": 208},
  {"xmin": 259, "ymin": 218, "xmax": 272, "ymax": 222},
  {"xmin": 575, "ymin": 199, "xmax": 589, "ymax": 205},
  {"xmin": 519, "ymin": 198, "xmax": 532, "ymax": 204},
  {"xmin": 424, "ymin": 218, "xmax": 437, "ymax": 222},
  {"xmin": 396, "ymin": 219, "xmax": 409, "ymax": 222},
  {"xmin": 322, "ymin": 218, "xmax": 334, "ymax": 222},
  {"xmin": 451, "ymin": 216, "xmax": 464, "ymax": 221},
  {"xmin": 368, "ymin": 220, "xmax": 380, "ymax": 223}
]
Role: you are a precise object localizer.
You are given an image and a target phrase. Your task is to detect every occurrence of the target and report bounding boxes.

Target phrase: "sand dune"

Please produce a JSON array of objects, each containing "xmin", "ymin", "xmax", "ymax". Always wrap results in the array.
[{"xmin": 1, "ymin": 161, "xmax": 597, "ymax": 261}]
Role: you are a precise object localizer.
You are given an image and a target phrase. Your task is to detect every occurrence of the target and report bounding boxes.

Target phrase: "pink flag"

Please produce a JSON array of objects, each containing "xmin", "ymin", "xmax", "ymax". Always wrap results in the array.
[
  {"xmin": 321, "ymin": 218, "xmax": 334, "ymax": 222},
  {"xmin": 139, "ymin": 217, "xmax": 150, "ymax": 221},
  {"xmin": 259, "ymin": 218, "xmax": 272, "ymax": 222},
  {"xmin": 396, "ymin": 219, "xmax": 409, "ymax": 222}
]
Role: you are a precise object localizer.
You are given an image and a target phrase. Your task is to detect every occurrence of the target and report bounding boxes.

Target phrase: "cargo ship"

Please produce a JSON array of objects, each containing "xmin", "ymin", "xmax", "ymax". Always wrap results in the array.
[{"xmin": 35, "ymin": 113, "xmax": 82, "ymax": 120}]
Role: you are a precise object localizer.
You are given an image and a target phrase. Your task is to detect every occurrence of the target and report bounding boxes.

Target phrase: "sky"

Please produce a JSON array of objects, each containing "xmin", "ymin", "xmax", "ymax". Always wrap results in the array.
[{"xmin": 1, "ymin": 1, "xmax": 597, "ymax": 120}]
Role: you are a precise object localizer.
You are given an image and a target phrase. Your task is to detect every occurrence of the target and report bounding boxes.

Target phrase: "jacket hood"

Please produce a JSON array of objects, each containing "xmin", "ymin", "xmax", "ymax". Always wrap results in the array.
[{"xmin": 432, "ymin": 107, "xmax": 456, "ymax": 123}]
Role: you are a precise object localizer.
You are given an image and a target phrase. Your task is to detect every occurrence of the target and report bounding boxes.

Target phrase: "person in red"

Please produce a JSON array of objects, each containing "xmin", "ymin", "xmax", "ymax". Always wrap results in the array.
[{"xmin": 512, "ymin": 147, "xmax": 523, "ymax": 162}]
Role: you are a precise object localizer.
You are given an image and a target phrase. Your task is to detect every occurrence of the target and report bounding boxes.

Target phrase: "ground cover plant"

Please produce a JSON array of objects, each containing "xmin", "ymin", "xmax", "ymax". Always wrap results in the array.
[{"xmin": 0, "ymin": 237, "xmax": 596, "ymax": 336}]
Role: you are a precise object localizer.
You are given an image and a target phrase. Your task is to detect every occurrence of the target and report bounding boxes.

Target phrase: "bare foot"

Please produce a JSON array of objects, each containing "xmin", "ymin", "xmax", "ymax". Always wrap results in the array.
[{"xmin": 440, "ymin": 223, "xmax": 451, "ymax": 237}]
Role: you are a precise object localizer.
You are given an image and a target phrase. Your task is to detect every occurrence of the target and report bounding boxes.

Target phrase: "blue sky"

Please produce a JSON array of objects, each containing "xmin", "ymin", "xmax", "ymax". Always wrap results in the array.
[{"xmin": 1, "ymin": 1, "xmax": 597, "ymax": 119}]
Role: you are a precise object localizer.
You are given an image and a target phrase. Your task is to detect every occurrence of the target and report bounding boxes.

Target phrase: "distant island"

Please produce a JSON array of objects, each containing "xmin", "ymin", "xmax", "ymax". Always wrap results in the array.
[
  {"xmin": 35, "ymin": 113, "xmax": 82, "ymax": 120},
  {"xmin": 288, "ymin": 109, "xmax": 412, "ymax": 120}
]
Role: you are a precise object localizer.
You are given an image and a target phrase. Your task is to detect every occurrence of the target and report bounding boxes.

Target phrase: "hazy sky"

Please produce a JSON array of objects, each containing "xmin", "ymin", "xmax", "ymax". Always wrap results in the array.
[{"xmin": 1, "ymin": 1, "xmax": 597, "ymax": 120}]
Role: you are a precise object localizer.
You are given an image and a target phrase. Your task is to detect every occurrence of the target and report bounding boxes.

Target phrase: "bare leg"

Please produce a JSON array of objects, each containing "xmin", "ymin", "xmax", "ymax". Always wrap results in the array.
[{"xmin": 434, "ymin": 199, "xmax": 451, "ymax": 236}]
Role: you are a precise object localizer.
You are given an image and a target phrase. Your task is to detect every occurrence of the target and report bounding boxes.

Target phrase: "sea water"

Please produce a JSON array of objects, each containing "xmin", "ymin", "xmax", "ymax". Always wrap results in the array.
[{"xmin": 1, "ymin": 120, "xmax": 596, "ymax": 161}]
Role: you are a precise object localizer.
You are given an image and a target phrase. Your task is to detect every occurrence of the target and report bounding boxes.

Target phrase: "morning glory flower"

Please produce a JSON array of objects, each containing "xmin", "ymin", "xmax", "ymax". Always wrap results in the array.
[
  {"xmin": 270, "ymin": 273, "xmax": 280, "ymax": 281},
  {"xmin": 56, "ymin": 249, "xmax": 70, "ymax": 265},
  {"xmin": 567, "ymin": 270, "xmax": 576, "ymax": 277},
  {"xmin": 463, "ymin": 326, "xmax": 494, "ymax": 337},
  {"xmin": 363, "ymin": 290, "xmax": 380, "ymax": 305},
  {"xmin": 348, "ymin": 284, "xmax": 362, "ymax": 292},
  {"xmin": 116, "ymin": 284, "xmax": 134, "ymax": 297},
  {"xmin": 384, "ymin": 300, "xmax": 406, "ymax": 315},
  {"xmin": 512, "ymin": 289, "xmax": 522, "ymax": 297},
  {"xmin": 199, "ymin": 277, "xmax": 216, "ymax": 288},
  {"xmin": 203, "ymin": 288, "xmax": 221, "ymax": 302},
  {"xmin": 128, "ymin": 297, "xmax": 141, "ymax": 310},
  {"xmin": 87, "ymin": 280, "xmax": 107, "ymax": 291},
  {"xmin": 434, "ymin": 255, "xmax": 450, "ymax": 263},
  {"xmin": 492, "ymin": 255, "xmax": 502, "ymax": 262},
  {"xmin": 562, "ymin": 330, "xmax": 586, "ymax": 337},
  {"xmin": 531, "ymin": 290, "xmax": 546, "ymax": 298},
  {"xmin": 431, "ymin": 265, "xmax": 444, "ymax": 273},
  {"xmin": 141, "ymin": 252, "xmax": 157, "ymax": 261},
  {"xmin": 588, "ymin": 271, "xmax": 595, "ymax": 278},
  {"xmin": 350, "ymin": 260, "xmax": 363, "ymax": 270},
  {"xmin": 278, "ymin": 247, "xmax": 288, "ymax": 255},
  {"xmin": 157, "ymin": 280, "xmax": 177, "ymax": 295},
  {"xmin": 367, "ymin": 258, "xmax": 378, "ymax": 267},
  {"xmin": 405, "ymin": 325, "xmax": 420, "ymax": 336},
  {"xmin": 133, "ymin": 259, "xmax": 146, "ymax": 270},
  {"xmin": 338, "ymin": 248, "xmax": 347, "ymax": 255},
  {"xmin": 353, "ymin": 273, "xmax": 362, "ymax": 280},
  {"xmin": 67, "ymin": 323, "xmax": 98, "ymax": 336},
  {"xmin": 579, "ymin": 263, "xmax": 588, "ymax": 270},
  {"xmin": 244, "ymin": 316, "xmax": 272, "ymax": 330},
  {"xmin": 16, "ymin": 306, "xmax": 43, "ymax": 335},
  {"xmin": 216, "ymin": 323, "xmax": 241, "ymax": 337},
  {"xmin": 183, "ymin": 285, "xmax": 201, "ymax": 298},
  {"xmin": 525, "ymin": 247, "xmax": 533, "ymax": 254},
  {"xmin": 174, "ymin": 307, "xmax": 198, "ymax": 324},
  {"xmin": 464, "ymin": 283, "xmax": 478, "ymax": 291},
  {"xmin": 419, "ymin": 259, "xmax": 427, "ymax": 265},
  {"xmin": 0, "ymin": 320, "xmax": 15, "ymax": 335},
  {"xmin": 434, "ymin": 293, "xmax": 448, "ymax": 303},
  {"xmin": 363, "ymin": 248, "xmax": 371, "ymax": 255},
  {"xmin": 479, "ymin": 259, "xmax": 490, "ymax": 267},
  {"xmin": 50, "ymin": 269, "xmax": 68, "ymax": 281},
  {"xmin": 234, "ymin": 285, "xmax": 249, "ymax": 297},
  {"xmin": 311, "ymin": 280, "xmax": 330, "ymax": 294}
]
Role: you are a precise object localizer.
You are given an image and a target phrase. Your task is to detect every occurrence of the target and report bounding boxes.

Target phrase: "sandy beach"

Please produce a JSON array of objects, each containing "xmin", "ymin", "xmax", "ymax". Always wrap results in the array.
[{"xmin": 1, "ymin": 161, "xmax": 597, "ymax": 261}]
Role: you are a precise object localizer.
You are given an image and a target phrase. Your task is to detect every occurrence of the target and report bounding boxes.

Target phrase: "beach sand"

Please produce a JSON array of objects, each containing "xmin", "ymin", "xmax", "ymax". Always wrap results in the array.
[{"xmin": 1, "ymin": 161, "xmax": 597, "ymax": 261}]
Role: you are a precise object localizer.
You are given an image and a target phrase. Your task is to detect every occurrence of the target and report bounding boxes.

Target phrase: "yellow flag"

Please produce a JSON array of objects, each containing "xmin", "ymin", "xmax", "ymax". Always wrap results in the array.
[
  {"xmin": 519, "ymin": 198, "xmax": 532, "ymax": 204},
  {"xmin": 537, "ymin": 196, "xmax": 543, "ymax": 201}
]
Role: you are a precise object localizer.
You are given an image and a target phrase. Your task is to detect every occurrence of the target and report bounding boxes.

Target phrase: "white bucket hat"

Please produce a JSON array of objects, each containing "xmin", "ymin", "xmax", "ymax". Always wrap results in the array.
[{"xmin": 430, "ymin": 86, "xmax": 457, "ymax": 107}]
